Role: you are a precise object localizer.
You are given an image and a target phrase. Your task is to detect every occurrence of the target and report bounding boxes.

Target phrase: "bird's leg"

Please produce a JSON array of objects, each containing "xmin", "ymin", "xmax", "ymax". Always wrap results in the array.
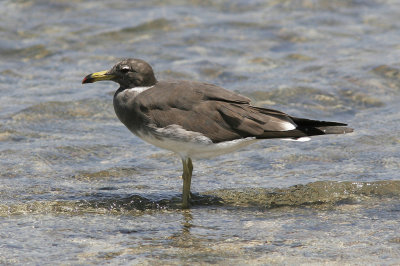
[{"xmin": 181, "ymin": 157, "xmax": 193, "ymax": 209}]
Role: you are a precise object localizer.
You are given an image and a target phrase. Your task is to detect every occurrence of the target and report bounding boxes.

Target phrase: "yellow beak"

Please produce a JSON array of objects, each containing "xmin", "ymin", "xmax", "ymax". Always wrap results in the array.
[{"xmin": 82, "ymin": 70, "xmax": 115, "ymax": 84}]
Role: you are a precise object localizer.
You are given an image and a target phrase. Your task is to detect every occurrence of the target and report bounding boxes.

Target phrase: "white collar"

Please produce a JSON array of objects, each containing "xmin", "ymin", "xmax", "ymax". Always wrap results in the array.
[{"xmin": 127, "ymin": 85, "xmax": 154, "ymax": 94}]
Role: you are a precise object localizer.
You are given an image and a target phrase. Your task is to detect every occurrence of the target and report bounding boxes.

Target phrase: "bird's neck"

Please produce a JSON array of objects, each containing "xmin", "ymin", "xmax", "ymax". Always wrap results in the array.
[{"xmin": 113, "ymin": 86, "xmax": 154, "ymax": 133}]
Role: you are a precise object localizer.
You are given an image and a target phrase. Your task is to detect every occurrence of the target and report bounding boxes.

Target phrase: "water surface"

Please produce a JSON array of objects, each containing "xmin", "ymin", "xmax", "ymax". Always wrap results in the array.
[{"xmin": 1, "ymin": 0, "xmax": 400, "ymax": 264}]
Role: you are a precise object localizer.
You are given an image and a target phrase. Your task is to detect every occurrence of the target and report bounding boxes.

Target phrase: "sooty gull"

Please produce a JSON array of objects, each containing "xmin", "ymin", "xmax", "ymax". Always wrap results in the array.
[{"xmin": 82, "ymin": 58, "xmax": 353, "ymax": 209}]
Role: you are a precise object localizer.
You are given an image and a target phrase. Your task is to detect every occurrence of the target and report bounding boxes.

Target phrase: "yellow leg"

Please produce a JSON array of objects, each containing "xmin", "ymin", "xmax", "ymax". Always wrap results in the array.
[{"xmin": 182, "ymin": 158, "xmax": 193, "ymax": 209}]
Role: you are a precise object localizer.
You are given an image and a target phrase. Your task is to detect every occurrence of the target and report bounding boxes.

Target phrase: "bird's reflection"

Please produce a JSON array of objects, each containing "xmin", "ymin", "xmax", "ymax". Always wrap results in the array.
[
  {"xmin": 168, "ymin": 210, "xmax": 194, "ymax": 248},
  {"xmin": 181, "ymin": 210, "xmax": 193, "ymax": 235}
]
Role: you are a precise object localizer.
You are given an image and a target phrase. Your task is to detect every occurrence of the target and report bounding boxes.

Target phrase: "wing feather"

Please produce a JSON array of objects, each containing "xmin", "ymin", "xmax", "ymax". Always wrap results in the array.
[{"xmin": 134, "ymin": 80, "xmax": 302, "ymax": 142}]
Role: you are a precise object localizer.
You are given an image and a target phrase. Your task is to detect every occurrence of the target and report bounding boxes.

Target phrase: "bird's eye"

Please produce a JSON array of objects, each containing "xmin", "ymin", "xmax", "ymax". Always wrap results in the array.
[{"xmin": 120, "ymin": 66, "xmax": 130, "ymax": 73}]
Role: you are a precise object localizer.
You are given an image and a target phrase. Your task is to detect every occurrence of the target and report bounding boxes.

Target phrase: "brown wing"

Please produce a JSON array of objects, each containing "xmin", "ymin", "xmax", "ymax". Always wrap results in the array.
[{"xmin": 135, "ymin": 80, "xmax": 300, "ymax": 142}]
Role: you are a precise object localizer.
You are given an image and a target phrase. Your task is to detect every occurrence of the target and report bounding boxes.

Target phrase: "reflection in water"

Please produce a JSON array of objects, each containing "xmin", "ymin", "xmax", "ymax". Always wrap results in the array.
[{"xmin": 168, "ymin": 210, "xmax": 194, "ymax": 249}]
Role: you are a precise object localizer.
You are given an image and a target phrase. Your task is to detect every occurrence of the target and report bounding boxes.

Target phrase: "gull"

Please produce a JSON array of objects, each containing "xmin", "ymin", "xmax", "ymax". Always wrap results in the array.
[{"xmin": 82, "ymin": 58, "xmax": 353, "ymax": 208}]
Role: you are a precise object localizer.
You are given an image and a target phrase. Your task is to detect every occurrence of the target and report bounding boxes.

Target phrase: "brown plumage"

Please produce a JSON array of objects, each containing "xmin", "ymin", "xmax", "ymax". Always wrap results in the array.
[{"xmin": 82, "ymin": 58, "xmax": 353, "ymax": 208}]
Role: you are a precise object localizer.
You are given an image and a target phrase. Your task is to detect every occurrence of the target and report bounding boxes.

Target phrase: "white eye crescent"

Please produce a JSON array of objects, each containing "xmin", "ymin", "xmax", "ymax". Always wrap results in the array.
[{"xmin": 121, "ymin": 65, "xmax": 130, "ymax": 73}]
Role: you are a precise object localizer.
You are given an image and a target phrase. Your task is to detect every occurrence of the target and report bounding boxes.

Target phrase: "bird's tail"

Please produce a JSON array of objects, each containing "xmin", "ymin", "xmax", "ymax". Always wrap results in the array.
[
  {"xmin": 291, "ymin": 117, "xmax": 354, "ymax": 135},
  {"xmin": 257, "ymin": 117, "xmax": 353, "ymax": 140},
  {"xmin": 315, "ymin": 126, "xmax": 354, "ymax": 134}
]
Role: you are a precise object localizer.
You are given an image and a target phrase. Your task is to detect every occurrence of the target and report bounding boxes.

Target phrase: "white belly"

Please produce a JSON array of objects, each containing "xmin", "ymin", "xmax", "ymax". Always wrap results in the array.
[{"xmin": 135, "ymin": 126, "xmax": 258, "ymax": 159}]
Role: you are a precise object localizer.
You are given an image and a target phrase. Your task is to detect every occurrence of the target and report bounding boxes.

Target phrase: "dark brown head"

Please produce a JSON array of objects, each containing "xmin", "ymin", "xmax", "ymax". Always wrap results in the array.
[{"xmin": 82, "ymin": 58, "xmax": 157, "ymax": 88}]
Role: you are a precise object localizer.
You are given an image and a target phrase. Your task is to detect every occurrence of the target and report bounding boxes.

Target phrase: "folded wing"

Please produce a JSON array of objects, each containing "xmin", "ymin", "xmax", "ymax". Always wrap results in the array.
[{"xmin": 136, "ymin": 81, "xmax": 353, "ymax": 143}]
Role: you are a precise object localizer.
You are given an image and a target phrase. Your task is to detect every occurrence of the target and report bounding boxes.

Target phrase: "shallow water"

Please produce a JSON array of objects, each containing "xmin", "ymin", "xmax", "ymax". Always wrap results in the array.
[{"xmin": 1, "ymin": 0, "xmax": 400, "ymax": 264}]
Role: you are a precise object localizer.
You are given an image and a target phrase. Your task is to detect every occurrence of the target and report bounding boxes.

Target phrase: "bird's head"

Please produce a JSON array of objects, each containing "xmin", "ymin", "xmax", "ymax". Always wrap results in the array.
[{"xmin": 82, "ymin": 58, "xmax": 157, "ymax": 88}]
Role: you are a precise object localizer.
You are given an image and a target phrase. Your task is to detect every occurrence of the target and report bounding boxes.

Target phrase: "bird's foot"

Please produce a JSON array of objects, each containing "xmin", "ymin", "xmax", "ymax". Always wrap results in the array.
[{"xmin": 181, "ymin": 192, "xmax": 198, "ymax": 209}]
